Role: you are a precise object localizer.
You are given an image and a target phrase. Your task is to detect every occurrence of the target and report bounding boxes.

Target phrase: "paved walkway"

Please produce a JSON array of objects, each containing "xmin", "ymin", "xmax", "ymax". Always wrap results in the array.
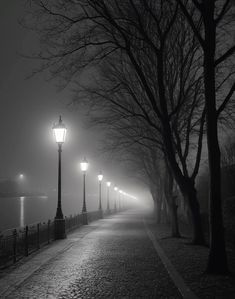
[{"xmin": 0, "ymin": 211, "xmax": 184, "ymax": 298}]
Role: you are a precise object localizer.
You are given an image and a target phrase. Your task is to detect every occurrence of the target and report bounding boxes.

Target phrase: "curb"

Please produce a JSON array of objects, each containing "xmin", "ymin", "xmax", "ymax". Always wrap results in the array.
[{"xmin": 143, "ymin": 218, "xmax": 199, "ymax": 299}]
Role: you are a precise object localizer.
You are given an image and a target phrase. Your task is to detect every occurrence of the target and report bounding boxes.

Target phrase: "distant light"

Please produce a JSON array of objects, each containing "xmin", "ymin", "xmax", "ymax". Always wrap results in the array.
[
  {"xmin": 98, "ymin": 172, "xmax": 103, "ymax": 181},
  {"xmin": 119, "ymin": 190, "xmax": 123, "ymax": 194},
  {"xmin": 19, "ymin": 174, "xmax": 24, "ymax": 179},
  {"xmin": 114, "ymin": 186, "xmax": 118, "ymax": 191},
  {"xmin": 80, "ymin": 157, "xmax": 88, "ymax": 172},
  {"xmin": 53, "ymin": 116, "xmax": 67, "ymax": 144},
  {"xmin": 107, "ymin": 181, "xmax": 111, "ymax": 187}
]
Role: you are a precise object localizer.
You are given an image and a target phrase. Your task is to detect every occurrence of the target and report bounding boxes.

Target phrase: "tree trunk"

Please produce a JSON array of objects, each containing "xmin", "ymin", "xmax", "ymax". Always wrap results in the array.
[
  {"xmin": 164, "ymin": 164, "xmax": 181, "ymax": 237},
  {"xmin": 170, "ymin": 197, "xmax": 180, "ymax": 238},
  {"xmin": 167, "ymin": 157, "xmax": 205, "ymax": 244},
  {"xmin": 157, "ymin": 48, "xmax": 204, "ymax": 244},
  {"xmin": 153, "ymin": 199, "xmax": 162, "ymax": 224},
  {"xmin": 151, "ymin": 185, "xmax": 163, "ymax": 224},
  {"xmin": 161, "ymin": 197, "xmax": 168, "ymax": 224},
  {"xmin": 156, "ymin": 201, "xmax": 162, "ymax": 224},
  {"xmin": 163, "ymin": 144, "xmax": 205, "ymax": 243},
  {"xmin": 203, "ymin": 2, "xmax": 228, "ymax": 274},
  {"xmin": 187, "ymin": 184, "xmax": 205, "ymax": 244}
]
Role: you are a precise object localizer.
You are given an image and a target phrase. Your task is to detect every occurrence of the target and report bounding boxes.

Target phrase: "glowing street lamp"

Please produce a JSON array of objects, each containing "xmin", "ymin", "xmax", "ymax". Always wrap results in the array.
[
  {"xmin": 98, "ymin": 172, "xmax": 103, "ymax": 216},
  {"xmin": 80, "ymin": 157, "xmax": 88, "ymax": 224},
  {"xmin": 106, "ymin": 181, "xmax": 111, "ymax": 213},
  {"xmin": 98, "ymin": 173, "xmax": 103, "ymax": 182},
  {"xmin": 52, "ymin": 116, "xmax": 67, "ymax": 239},
  {"xmin": 53, "ymin": 116, "xmax": 67, "ymax": 144},
  {"xmin": 114, "ymin": 186, "xmax": 118, "ymax": 211}
]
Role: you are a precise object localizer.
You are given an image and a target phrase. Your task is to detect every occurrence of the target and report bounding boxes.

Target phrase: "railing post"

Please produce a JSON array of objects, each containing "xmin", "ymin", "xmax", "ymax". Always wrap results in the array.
[
  {"xmin": 25, "ymin": 225, "xmax": 29, "ymax": 257},
  {"xmin": 37, "ymin": 223, "xmax": 40, "ymax": 249},
  {"xmin": 47, "ymin": 220, "xmax": 50, "ymax": 244},
  {"xmin": 13, "ymin": 229, "xmax": 17, "ymax": 263}
]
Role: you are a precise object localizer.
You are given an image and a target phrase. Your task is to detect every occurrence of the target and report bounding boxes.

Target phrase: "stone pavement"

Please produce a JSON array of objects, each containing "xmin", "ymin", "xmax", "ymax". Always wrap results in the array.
[{"xmin": 0, "ymin": 211, "xmax": 188, "ymax": 298}]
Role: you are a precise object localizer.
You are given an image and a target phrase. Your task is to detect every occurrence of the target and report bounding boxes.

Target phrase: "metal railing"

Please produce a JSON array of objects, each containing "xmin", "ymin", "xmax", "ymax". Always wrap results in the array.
[
  {"xmin": 0, "ymin": 219, "xmax": 55, "ymax": 269},
  {"xmin": 0, "ymin": 209, "xmax": 117, "ymax": 269}
]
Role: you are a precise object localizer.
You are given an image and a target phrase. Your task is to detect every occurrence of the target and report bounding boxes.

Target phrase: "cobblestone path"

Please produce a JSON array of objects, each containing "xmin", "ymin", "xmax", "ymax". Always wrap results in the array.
[{"xmin": 6, "ymin": 211, "xmax": 182, "ymax": 298}]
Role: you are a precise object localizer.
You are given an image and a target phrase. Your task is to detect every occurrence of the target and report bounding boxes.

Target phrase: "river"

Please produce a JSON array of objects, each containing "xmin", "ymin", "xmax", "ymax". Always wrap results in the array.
[{"xmin": 0, "ymin": 194, "xmax": 85, "ymax": 232}]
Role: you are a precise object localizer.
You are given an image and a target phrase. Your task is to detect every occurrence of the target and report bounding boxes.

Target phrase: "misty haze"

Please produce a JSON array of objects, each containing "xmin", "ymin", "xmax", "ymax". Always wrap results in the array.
[{"xmin": 0, "ymin": 1, "xmax": 235, "ymax": 299}]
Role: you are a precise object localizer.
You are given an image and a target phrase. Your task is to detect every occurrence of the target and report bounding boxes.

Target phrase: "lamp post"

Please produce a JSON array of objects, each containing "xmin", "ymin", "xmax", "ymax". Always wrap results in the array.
[
  {"xmin": 80, "ymin": 157, "xmax": 88, "ymax": 225},
  {"xmin": 106, "ymin": 181, "xmax": 111, "ymax": 214},
  {"xmin": 114, "ymin": 186, "xmax": 118, "ymax": 212},
  {"xmin": 53, "ymin": 116, "xmax": 67, "ymax": 239},
  {"xmin": 119, "ymin": 190, "xmax": 122, "ymax": 211},
  {"xmin": 98, "ymin": 172, "xmax": 103, "ymax": 217}
]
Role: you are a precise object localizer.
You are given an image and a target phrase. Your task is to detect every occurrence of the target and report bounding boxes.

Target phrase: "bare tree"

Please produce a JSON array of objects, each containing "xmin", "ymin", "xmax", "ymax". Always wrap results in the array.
[
  {"xmin": 176, "ymin": 0, "xmax": 235, "ymax": 274},
  {"xmin": 25, "ymin": 0, "xmax": 207, "ymax": 244}
]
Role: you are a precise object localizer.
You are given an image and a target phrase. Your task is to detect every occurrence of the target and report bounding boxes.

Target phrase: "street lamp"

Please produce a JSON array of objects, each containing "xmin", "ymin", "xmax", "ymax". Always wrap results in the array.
[
  {"xmin": 106, "ymin": 181, "xmax": 111, "ymax": 213},
  {"xmin": 114, "ymin": 186, "xmax": 118, "ymax": 211},
  {"xmin": 80, "ymin": 157, "xmax": 88, "ymax": 224},
  {"xmin": 98, "ymin": 172, "xmax": 103, "ymax": 217},
  {"xmin": 53, "ymin": 116, "xmax": 67, "ymax": 239}
]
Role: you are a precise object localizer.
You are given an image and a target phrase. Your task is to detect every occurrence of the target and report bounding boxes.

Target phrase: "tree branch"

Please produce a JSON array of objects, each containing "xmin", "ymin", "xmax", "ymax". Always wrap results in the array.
[
  {"xmin": 215, "ymin": 45, "xmax": 235, "ymax": 66},
  {"xmin": 176, "ymin": 0, "xmax": 205, "ymax": 48},
  {"xmin": 217, "ymin": 82, "xmax": 235, "ymax": 117}
]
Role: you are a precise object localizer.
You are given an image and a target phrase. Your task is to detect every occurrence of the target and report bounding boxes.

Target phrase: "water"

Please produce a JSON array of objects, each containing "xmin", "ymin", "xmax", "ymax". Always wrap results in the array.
[
  {"xmin": 0, "ymin": 196, "xmax": 55, "ymax": 232},
  {"xmin": 0, "ymin": 195, "xmax": 85, "ymax": 233},
  {"xmin": 0, "ymin": 192, "xmax": 101, "ymax": 232}
]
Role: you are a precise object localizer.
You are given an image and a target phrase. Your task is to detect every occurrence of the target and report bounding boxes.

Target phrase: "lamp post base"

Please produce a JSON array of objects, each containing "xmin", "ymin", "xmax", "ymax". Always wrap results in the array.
[
  {"xmin": 82, "ymin": 212, "xmax": 88, "ymax": 225},
  {"xmin": 54, "ymin": 218, "xmax": 66, "ymax": 239}
]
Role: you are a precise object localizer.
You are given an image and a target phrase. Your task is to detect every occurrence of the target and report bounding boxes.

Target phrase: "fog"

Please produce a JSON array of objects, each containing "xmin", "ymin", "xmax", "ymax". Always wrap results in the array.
[{"xmin": 0, "ymin": 1, "xmax": 152, "ymax": 230}]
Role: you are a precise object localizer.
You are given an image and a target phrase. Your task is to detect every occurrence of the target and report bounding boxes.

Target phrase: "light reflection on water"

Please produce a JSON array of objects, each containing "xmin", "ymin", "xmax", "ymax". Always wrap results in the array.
[
  {"xmin": 0, "ymin": 194, "xmax": 83, "ymax": 232},
  {"xmin": 0, "ymin": 196, "xmax": 53, "ymax": 232}
]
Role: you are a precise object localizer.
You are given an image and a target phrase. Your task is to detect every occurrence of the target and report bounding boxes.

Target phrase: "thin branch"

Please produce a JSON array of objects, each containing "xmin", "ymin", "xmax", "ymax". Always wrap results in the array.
[
  {"xmin": 215, "ymin": 45, "xmax": 235, "ymax": 66},
  {"xmin": 217, "ymin": 82, "xmax": 235, "ymax": 117},
  {"xmin": 176, "ymin": 0, "xmax": 205, "ymax": 48}
]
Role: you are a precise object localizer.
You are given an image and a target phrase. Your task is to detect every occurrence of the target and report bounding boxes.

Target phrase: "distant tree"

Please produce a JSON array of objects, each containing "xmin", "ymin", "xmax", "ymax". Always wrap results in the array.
[
  {"xmin": 100, "ymin": 119, "xmax": 181, "ymax": 236},
  {"xmin": 96, "ymin": 114, "xmax": 166, "ymax": 224}
]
